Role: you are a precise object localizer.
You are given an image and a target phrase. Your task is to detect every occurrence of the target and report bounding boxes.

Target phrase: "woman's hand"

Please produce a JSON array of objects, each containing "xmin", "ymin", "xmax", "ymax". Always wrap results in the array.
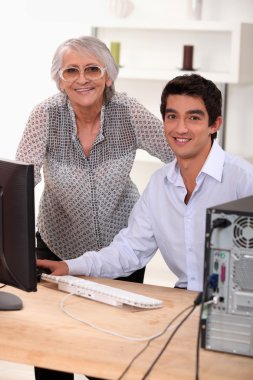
[{"xmin": 37, "ymin": 259, "xmax": 69, "ymax": 276}]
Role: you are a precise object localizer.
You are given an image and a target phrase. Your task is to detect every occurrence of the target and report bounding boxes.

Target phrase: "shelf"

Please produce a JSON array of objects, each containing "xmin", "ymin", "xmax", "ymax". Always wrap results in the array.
[
  {"xmin": 93, "ymin": 21, "xmax": 253, "ymax": 84},
  {"xmin": 118, "ymin": 67, "xmax": 235, "ymax": 84},
  {"xmin": 92, "ymin": 20, "xmax": 253, "ymax": 156},
  {"xmin": 92, "ymin": 20, "xmax": 247, "ymax": 32}
]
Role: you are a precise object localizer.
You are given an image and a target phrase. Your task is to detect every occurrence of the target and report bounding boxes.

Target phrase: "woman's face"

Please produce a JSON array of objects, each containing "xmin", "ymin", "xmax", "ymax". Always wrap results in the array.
[{"xmin": 59, "ymin": 48, "xmax": 112, "ymax": 111}]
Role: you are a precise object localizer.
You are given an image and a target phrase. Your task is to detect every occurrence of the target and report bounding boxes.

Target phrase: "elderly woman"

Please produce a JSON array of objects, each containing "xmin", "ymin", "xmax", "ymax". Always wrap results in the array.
[{"xmin": 16, "ymin": 35, "xmax": 173, "ymax": 380}]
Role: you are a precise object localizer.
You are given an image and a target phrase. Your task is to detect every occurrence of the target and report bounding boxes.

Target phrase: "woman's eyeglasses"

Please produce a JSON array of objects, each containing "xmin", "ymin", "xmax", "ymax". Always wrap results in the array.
[{"xmin": 59, "ymin": 65, "xmax": 106, "ymax": 82}]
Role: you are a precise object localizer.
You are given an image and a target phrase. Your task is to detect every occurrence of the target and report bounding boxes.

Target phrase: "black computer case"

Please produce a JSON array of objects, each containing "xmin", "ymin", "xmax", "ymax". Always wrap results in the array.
[{"xmin": 201, "ymin": 195, "xmax": 253, "ymax": 357}]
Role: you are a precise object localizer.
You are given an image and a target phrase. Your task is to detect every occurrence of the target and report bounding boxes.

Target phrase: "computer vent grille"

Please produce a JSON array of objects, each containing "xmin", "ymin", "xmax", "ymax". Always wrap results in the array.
[
  {"xmin": 233, "ymin": 254, "xmax": 253, "ymax": 291},
  {"xmin": 233, "ymin": 217, "xmax": 253, "ymax": 249}
]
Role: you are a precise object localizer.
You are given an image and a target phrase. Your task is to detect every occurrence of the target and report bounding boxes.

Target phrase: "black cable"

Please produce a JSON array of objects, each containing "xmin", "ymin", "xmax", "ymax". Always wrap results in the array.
[
  {"xmin": 195, "ymin": 309, "xmax": 202, "ymax": 380},
  {"xmin": 208, "ymin": 217, "xmax": 232, "ymax": 245},
  {"xmin": 212, "ymin": 218, "xmax": 231, "ymax": 229},
  {"xmin": 195, "ymin": 289, "xmax": 207, "ymax": 380},
  {"xmin": 0, "ymin": 251, "xmax": 25, "ymax": 290},
  {"xmin": 118, "ymin": 219, "xmax": 231, "ymax": 380},
  {"xmin": 140, "ymin": 304, "xmax": 197, "ymax": 380},
  {"xmin": 117, "ymin": 303, "xmax": 194, "ymax": 380}
]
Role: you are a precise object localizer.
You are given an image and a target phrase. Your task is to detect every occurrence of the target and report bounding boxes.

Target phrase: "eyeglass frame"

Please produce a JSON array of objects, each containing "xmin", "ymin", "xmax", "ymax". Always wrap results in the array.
[{"xmin": 58, "ymin": 65, "xmax": 107, "ymax": 82}]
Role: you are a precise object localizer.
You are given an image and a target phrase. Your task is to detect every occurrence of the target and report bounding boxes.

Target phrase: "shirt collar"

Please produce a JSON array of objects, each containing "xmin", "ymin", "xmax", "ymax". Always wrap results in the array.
[
  {"xmin": 66, "ymin": 96, "xmax": 105, "ymax": 142},
  {"xmin": 165, "ymin": 159, "xmax": 183, "ymax": 186},
  {"xmin": 201, "ymin": 140, "xmax": 225, "ymax": 182},
  {"xmin": 165, "ymin": 140, "xmax": 225, "ymax": 185}
]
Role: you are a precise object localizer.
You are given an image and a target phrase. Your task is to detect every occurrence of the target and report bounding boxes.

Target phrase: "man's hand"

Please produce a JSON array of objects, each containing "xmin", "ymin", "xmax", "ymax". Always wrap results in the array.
[{"xmin": 37, "ymin": 259, "xmax": 69, "ymax": 276}]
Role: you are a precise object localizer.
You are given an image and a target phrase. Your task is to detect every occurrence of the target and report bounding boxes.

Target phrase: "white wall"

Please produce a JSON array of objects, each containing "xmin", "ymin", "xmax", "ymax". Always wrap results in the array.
[
  {"xmin": 0, "ymin": 1, "xmax": 91, "ymax": 159},
  {"xmin": 1, "ymin": 0, "xmax": 253, "ymax": 160}
]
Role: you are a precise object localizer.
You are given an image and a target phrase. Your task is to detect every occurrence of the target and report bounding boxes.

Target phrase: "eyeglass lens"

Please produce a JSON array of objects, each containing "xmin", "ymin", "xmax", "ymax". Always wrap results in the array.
[{"xmin": 61, "ymin": 66, "xmax": 104, "ymax": 82}]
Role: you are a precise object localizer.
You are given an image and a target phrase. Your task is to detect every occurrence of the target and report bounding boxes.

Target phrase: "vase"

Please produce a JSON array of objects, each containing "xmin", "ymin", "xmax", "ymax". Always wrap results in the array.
[
  {"xmin": 187, "ymin": 0, "xmax": 203, "ymax": 20},
  {"xmin": 107, "ymin": 0, "xmax": 134, "ymax": 18}
]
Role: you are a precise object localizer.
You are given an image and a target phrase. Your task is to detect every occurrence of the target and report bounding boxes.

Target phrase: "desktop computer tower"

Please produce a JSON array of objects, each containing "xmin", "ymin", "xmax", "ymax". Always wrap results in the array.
[{"xmin": 201, "ymin": 195, "xmax": 253, "ymax": 357}]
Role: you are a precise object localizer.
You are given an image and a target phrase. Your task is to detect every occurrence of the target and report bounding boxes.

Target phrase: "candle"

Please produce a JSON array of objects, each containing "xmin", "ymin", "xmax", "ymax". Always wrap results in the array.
[
  {"xmin": 110, "ymin": 42, "xmax": 121, "ymax": 65},
  {"xmin": 182, "ymin": 45, "xmax": 194, "ymax": 70}
]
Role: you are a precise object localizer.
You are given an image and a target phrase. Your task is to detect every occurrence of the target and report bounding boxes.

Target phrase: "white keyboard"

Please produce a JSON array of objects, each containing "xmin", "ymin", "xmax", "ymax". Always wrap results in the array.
[{"xmin": 41, "ymin": 274, "xmax": 163, "ymax": 309}]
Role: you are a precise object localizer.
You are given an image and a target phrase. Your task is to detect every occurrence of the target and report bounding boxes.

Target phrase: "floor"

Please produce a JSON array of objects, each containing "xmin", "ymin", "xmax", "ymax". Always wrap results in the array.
[{"xmin": 0, "ymin": 363, "xmax": 86, "ymax": 380}]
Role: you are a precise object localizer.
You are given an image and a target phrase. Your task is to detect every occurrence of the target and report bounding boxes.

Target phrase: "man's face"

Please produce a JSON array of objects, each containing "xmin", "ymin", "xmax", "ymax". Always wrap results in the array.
[{"xmin": 164, "ymin": 94, "xmax": 220, "ymax": 163}]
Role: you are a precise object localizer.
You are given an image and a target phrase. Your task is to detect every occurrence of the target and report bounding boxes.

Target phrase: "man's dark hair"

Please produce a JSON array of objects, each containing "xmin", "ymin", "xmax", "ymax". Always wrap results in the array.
[{"xmin": 160, "ymin": 74, "xmax": 222, "ymax": 141}]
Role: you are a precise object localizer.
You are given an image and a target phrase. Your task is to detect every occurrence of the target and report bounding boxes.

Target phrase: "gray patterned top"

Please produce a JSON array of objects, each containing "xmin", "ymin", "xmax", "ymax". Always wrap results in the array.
[{"xmin": 16, "ymin": 91, "xmax": 174, "ymax": 259}]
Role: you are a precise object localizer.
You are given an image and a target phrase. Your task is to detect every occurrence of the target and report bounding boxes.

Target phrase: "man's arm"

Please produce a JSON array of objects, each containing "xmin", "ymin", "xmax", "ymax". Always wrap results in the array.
[
  {"xmin": 37, "ymin": 187, "xmax": 158, "ymax": 277},
  {"xmin": 37, "ymin": 259, "xmax": 69, "ymax": 275}
]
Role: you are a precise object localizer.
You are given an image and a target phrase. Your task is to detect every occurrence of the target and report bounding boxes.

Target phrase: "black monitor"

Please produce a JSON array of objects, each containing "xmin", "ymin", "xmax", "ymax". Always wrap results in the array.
[{"xmin": 0, "ymin": 159, "xmax": 37, "ymax": 310}]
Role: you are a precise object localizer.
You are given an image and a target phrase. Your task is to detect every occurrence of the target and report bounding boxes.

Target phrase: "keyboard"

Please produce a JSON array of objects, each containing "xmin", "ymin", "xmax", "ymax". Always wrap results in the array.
[{"xmin": 41, "ymin": 274, "xmax": 163, "ymax": 309}]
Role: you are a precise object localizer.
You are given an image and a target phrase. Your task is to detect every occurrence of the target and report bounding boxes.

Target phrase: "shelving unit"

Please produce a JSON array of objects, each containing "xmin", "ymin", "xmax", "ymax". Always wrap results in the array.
[
  {"xmin": 92, "ymin": 21, "xmax": 253, "ymax": 155},
  {"xmin": 92, "ymin": 21, "xmax": 253, "ymax": 84}
]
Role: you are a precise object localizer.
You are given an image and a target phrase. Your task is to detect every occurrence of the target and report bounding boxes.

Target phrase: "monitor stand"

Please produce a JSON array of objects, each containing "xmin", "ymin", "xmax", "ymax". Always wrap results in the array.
[{"xmin": 0, "ymin": 291, "xmax": 23, "ymax": 310}]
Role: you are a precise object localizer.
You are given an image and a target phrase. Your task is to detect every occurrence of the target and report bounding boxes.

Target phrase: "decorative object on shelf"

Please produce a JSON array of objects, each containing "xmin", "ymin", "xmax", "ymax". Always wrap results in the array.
[
  {"xmin": 186, "ymin": 0, "xmax": 203, "ymax": 20},
  {"xmin": 93, "ymin": 21, "xmax": 253, "ymax": 83},
  {"xmin": 182, "ymin": 45, "xmax": 195, "ymax": 71},
  {"xmin": 107, "ymin": 0, "xmax": 134, "ymax": 18},
  {"xmin": 110, "ymin": 41, "xmax": 121, "ymax": 65}
]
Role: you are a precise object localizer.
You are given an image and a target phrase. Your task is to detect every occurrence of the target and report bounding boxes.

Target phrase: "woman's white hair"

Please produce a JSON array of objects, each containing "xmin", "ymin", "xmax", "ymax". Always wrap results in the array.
[{"xmin": 51, "ymin": 35, "xmax": 119, "ymax": 102}]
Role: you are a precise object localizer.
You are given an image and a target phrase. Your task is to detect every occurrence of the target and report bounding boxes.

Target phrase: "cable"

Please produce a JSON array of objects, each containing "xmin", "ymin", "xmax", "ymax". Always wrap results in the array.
[
  {"xmin": 140, "ymin": 304, "xmax": 197, "ymax": 380},
  {"xmin": 118, "ymin": 293, "xmax": 209, "ymax": 380},
  {"xmin": 0, "ymin": 249, "xmax": 26, "ymax": 290},
  {"xmin": 61, "ymin": 293, "xmax": 197, "ymax": 379},
  {"xmin": 208, "ymin": 217, "xmax": 232, "ymax": 245},
  {"xmin": 60, "ymin": 281, "xmax": 214, "ymax": 377},
  {"xmin": 117, "ymin": 303, "xmax": 194, "ymax": 380},
  {"xmin": 60, "ymin": 292, "xmax": 180, "ymax": 342},
  {"xmin": 117, "ymin": 340, "xmax": 152, "ymax": 380},
  {"xmin": 195, "ymin": 290, "xmax": 206, "ymax": 380}
]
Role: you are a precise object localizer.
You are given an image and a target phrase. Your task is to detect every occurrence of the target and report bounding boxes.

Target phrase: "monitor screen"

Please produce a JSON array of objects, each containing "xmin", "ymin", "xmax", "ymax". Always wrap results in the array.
[{"xmin": 0, "ymin": 159, "xmax": 37, "ymax": 310}]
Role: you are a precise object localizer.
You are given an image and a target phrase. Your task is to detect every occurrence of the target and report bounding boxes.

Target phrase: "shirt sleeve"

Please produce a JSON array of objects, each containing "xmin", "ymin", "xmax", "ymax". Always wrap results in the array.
[
  {"xmin": 15, "ymin": 101, "xmax": 49, "ymax": 186},
  {"xmin": 127, "ymin": 96, "xmax": 174, "ymax": 163},
  {"xmin": 66, "ymin": 185, "xmax": 158, "ymax": 277}
]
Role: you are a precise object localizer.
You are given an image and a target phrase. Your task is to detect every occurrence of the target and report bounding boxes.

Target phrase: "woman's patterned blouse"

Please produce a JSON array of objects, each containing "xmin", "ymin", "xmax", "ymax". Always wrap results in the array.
[{"xmin": 16, "ymin": 91, "xmax": 174, "ymax": 259}]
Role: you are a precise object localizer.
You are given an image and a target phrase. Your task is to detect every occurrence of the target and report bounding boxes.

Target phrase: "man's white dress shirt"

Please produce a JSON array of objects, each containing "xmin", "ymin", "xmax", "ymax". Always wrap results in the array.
[{"xmin": 67, "ymin": 141, "xmax": 253, "ymax": 291}]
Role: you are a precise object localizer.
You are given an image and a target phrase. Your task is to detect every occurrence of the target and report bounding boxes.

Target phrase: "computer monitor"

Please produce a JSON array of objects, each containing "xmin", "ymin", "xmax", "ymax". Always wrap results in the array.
[{"xmin": 0, "ymin": 158, "xmax": 37, "ymax": 311}]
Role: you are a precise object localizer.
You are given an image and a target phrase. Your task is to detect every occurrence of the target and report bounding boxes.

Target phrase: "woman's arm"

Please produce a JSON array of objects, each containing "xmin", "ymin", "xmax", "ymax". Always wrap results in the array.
[
  {"xmin": 16, "ymin": 101, "xmax": 49, "ymax": 185},
  {"xmin": 128, "ymin": 96, "xmax": 174, "ymax": 163}
]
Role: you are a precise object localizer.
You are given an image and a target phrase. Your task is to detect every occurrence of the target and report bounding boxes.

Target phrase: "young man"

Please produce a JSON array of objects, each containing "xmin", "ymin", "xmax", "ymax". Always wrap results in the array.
[{"xmin": 37, "ymin": 74, "xmax": 253, "ymax": 291}]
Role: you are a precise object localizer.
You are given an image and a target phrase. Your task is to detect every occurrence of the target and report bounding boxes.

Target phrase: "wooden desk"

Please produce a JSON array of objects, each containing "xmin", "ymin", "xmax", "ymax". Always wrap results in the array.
[{"xmin": 0, "ymin": 279, "xmax": 252, "ymax": 379}]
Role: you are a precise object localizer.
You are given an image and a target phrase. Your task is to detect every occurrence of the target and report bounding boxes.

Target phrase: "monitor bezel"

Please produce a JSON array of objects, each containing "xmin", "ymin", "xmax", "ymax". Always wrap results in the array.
[{"xmin": 0, "ymin": 158, "xmax": 37, "ymax": 310}]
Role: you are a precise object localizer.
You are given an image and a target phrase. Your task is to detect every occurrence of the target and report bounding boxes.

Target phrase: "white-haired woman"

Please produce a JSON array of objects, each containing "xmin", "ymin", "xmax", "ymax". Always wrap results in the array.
[{"xmin": 16, "ymin": 35, "xmax": 174, "ymax": 380}]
